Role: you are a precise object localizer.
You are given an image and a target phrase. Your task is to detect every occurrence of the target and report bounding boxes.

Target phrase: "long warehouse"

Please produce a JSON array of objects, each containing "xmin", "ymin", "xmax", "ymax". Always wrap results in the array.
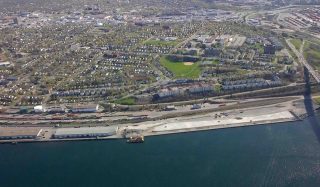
[{"xmin": 53, "ymin": 126, "xmax": 118, "ymax": 139}]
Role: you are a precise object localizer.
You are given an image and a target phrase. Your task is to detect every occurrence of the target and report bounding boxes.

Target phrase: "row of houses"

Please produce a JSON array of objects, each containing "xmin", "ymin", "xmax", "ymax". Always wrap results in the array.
[
  {"xmin": 222, "ymin": 82, "xmax": 269, "ymax": 91},
  {"xmin": 134, "ymin": 46, "xmax": 172, "ymax": 54},
  {"xmin": 154, "ymin": 85, "xmax": 214, "ymax": 99},
  {"xmin": 222, "ymin": 78, "xmax": 283, "ymax": 91},
  {"xmin": 254, "ymin": 53, "xmax": 274, "ymax": 62},
  {"xmin": 223, "ymin": 78, "xmax": 267, "ymax": 86},
  {"xmin": 0, "ymin": 76, "xmax": 17, "ymax": 86},
  {"xmin": 233, "ymin": 60, "xmax": 273, "ymax": 67},
  {"xmin": 53, "ymin": 88, "xmax": 109, "ymax": 97}
]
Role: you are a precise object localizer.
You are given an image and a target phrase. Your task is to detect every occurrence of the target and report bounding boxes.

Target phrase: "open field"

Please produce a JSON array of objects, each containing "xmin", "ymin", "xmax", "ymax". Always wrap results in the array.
[
  {"xmin": 114, "ymin": 97, "xmax": 136, "ymax": 105},
  {"xmin": 303, "ymin": 41, "xmax": 320, "ymax": 70},
  {"xmin": 160, "ymin": 56, "xmax": 201, "ymax": 78},
  {"xmin": 150, "ymin": 111, "xmax": 294, "ymax": 133},
  {"xmin": 313, "ymin": 96, "xmax": 320, "ymax": 105},
  {"xmin": 249, "ymin": 43, "xmax": 264, "ymax": 54},
  {"xmin": 290, "ymin": 38, "xmax": 303, "ymax": 50},
  {"xmin": 212, "ymin": 59, "xmax": 220, "ymax": 65}
]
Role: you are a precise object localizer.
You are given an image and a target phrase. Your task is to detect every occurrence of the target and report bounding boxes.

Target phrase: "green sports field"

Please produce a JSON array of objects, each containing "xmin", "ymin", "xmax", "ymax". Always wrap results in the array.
[{"xmin": 160, "ymin": 56, "xmax": 201, "ymax": 79}]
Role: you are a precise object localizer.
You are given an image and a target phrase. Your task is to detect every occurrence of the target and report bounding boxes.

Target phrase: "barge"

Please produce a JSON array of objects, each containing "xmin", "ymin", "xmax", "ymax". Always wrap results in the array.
[{"xmin": 127, "ymin": 136, "xmax": 144, "ymax": 143}]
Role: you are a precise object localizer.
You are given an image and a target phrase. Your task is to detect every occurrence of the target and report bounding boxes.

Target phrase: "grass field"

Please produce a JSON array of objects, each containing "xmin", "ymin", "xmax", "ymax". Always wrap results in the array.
[
  {"xmin": 212, "ymin": 59, "xmax": 220, "ymax": 65},
  {"xmin": 214, "ymin": 84, "xmax": 222, "ymax": 93},
  {"xmin": 249, "ymin": 43, "xmax": 264, "ymax": 54},
  {"xmin": 144, "ymin": 39, "xmax": 178, "ymax": 46},
  {"xmin": 160, "ymin": 56, "xmax": 201, "ymax": 79},
  {"xmin": 303, "ymin": 41, "xmax": 320, "ymax": 70},
  {"xmin": 114, "ymin": 97, "xmax": 136, "ymax": 105},
  {"xmin": 313, "ymin": 96, "xmax": 320, "ymax": 105},
  {"xmin": 236, "ymin": 69, "xmax": 249, "ymax": 75},
  {"xmin": 290, "ymin": 39, "xmax": 303, "ymax": 50}
]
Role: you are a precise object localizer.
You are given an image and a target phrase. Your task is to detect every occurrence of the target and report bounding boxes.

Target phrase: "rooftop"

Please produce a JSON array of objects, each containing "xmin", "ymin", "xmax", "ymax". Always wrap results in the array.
[
  {"xmin": 54, "ymin": 126, "xmax": 117, "ymax": 136},
  {"xmin": 0, "ymin": 127, "xmax": 42, "ymax": 137}
]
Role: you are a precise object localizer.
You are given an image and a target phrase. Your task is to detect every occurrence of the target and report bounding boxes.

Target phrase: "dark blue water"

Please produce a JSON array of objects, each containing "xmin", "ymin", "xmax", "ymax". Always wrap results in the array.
[{"xmin": 1, "ymin": 117, "xmax": 320, "ymax": 187}]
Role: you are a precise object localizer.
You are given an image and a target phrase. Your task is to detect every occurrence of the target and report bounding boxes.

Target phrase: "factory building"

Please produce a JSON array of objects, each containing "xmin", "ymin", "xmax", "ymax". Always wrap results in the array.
[{"xmin": 53, "ymin": 126, "xmax": 118, "ymax": 139}]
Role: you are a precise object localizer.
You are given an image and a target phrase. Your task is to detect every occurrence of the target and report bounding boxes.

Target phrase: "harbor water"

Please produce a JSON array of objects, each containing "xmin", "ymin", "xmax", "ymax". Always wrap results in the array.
[{"xmin": 1, "ymin": 114, "xmax": 320, "ymax": 187}]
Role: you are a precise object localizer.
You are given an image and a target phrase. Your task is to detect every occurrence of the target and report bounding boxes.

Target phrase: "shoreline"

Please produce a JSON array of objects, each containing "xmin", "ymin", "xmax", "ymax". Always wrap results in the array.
[
  {"xmin": 0, "ymin": 96, "xmax": 314, "ymax": 144},
  {"xmin": 0, "ymin": 110, "xmax": 304, "ymax": 144},
  {"xmin": 0, "ymin": 118, "xmax": 298, "ymax": 145}
]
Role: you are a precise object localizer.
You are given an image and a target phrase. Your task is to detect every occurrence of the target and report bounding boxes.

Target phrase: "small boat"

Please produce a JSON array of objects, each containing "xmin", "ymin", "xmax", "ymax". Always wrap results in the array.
[
  {"xmin": 11, "ymin": 141, "xmax": 18, "ymax": 145},
  {"xmin": 127, "ymin": 136, "xmax": 144, "ymax": 143}
]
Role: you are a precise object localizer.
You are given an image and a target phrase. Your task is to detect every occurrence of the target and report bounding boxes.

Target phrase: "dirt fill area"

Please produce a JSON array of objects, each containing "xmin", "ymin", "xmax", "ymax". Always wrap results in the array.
[{"xmin": 183, "ymin": 62, "xmax": 194, "ymax": 66}]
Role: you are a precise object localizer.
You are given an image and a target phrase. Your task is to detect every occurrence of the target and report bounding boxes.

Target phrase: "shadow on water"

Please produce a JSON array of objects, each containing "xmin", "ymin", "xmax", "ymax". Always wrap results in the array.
[{"xmin": 303, "ymin": 67, "xmax": 320, "ymax": 142}]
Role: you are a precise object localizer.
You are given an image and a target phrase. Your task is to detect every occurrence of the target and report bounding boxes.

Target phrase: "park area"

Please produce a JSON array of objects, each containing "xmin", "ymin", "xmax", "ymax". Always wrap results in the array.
[{"xmin": 160, "ymin": 56, "xmax": 201, "ymax": 79}]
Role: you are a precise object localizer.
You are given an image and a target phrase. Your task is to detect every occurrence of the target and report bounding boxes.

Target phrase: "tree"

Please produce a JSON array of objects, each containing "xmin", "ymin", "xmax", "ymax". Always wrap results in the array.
[
  {"xmin": 281, "ymin": 33, "xmax": 289, "ymax": 38},
  {"xmin": 200, "ymin": 44, "xmax": 206, "ymax": 49}
]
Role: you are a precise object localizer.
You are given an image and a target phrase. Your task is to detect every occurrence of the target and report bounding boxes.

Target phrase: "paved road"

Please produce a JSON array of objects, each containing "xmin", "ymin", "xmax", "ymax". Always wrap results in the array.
[{"xmin": 286, "ymin": 39, "xmax": 320, "ymax": 83}]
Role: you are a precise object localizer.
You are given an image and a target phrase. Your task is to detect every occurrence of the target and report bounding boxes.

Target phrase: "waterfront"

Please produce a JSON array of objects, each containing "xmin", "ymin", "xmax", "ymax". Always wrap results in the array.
[{"xmin": 1, "ymin": 115, "xmax": 320, "ymax": 187}]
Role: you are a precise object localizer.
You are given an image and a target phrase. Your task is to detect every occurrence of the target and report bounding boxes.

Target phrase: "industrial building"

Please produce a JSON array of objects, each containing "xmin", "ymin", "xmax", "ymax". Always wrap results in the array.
[
  {"xmin": 34, "ymin": 105, "xmax": 43, "ymax": 113},
  {"xmin": 34, "ymin": 105, "xmax": 66, "ymax": 113},
  {"xmin": 264, "ymin": 44, "xmax": 276, "ymax": 55},
  {"xmin": 53, "ymin": 126, "xmax": 118, "ymax": 139},
  {"xmin": 203, "ymin": 47, "xmax": 221, "ymax": 57},
  {"xmin": 70, "ymin": 104, "xmax": 100, "ymax": 113},
  {"xmin": 46, "ymin": 106, "xmax": 66, "ymax": 113}
]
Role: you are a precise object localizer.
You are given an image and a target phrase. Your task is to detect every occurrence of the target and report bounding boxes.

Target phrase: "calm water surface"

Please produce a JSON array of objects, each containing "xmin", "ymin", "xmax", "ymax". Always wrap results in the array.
[{"xmin": 1, "ymin": 115, "xmax": 320, "ymax": 187}]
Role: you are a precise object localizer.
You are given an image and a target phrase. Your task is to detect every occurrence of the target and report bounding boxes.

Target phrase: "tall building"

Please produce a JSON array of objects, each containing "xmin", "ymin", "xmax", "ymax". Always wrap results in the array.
[{"xmin": 264, "ymin": 44, "xmax": 276, "ymax": 55}]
